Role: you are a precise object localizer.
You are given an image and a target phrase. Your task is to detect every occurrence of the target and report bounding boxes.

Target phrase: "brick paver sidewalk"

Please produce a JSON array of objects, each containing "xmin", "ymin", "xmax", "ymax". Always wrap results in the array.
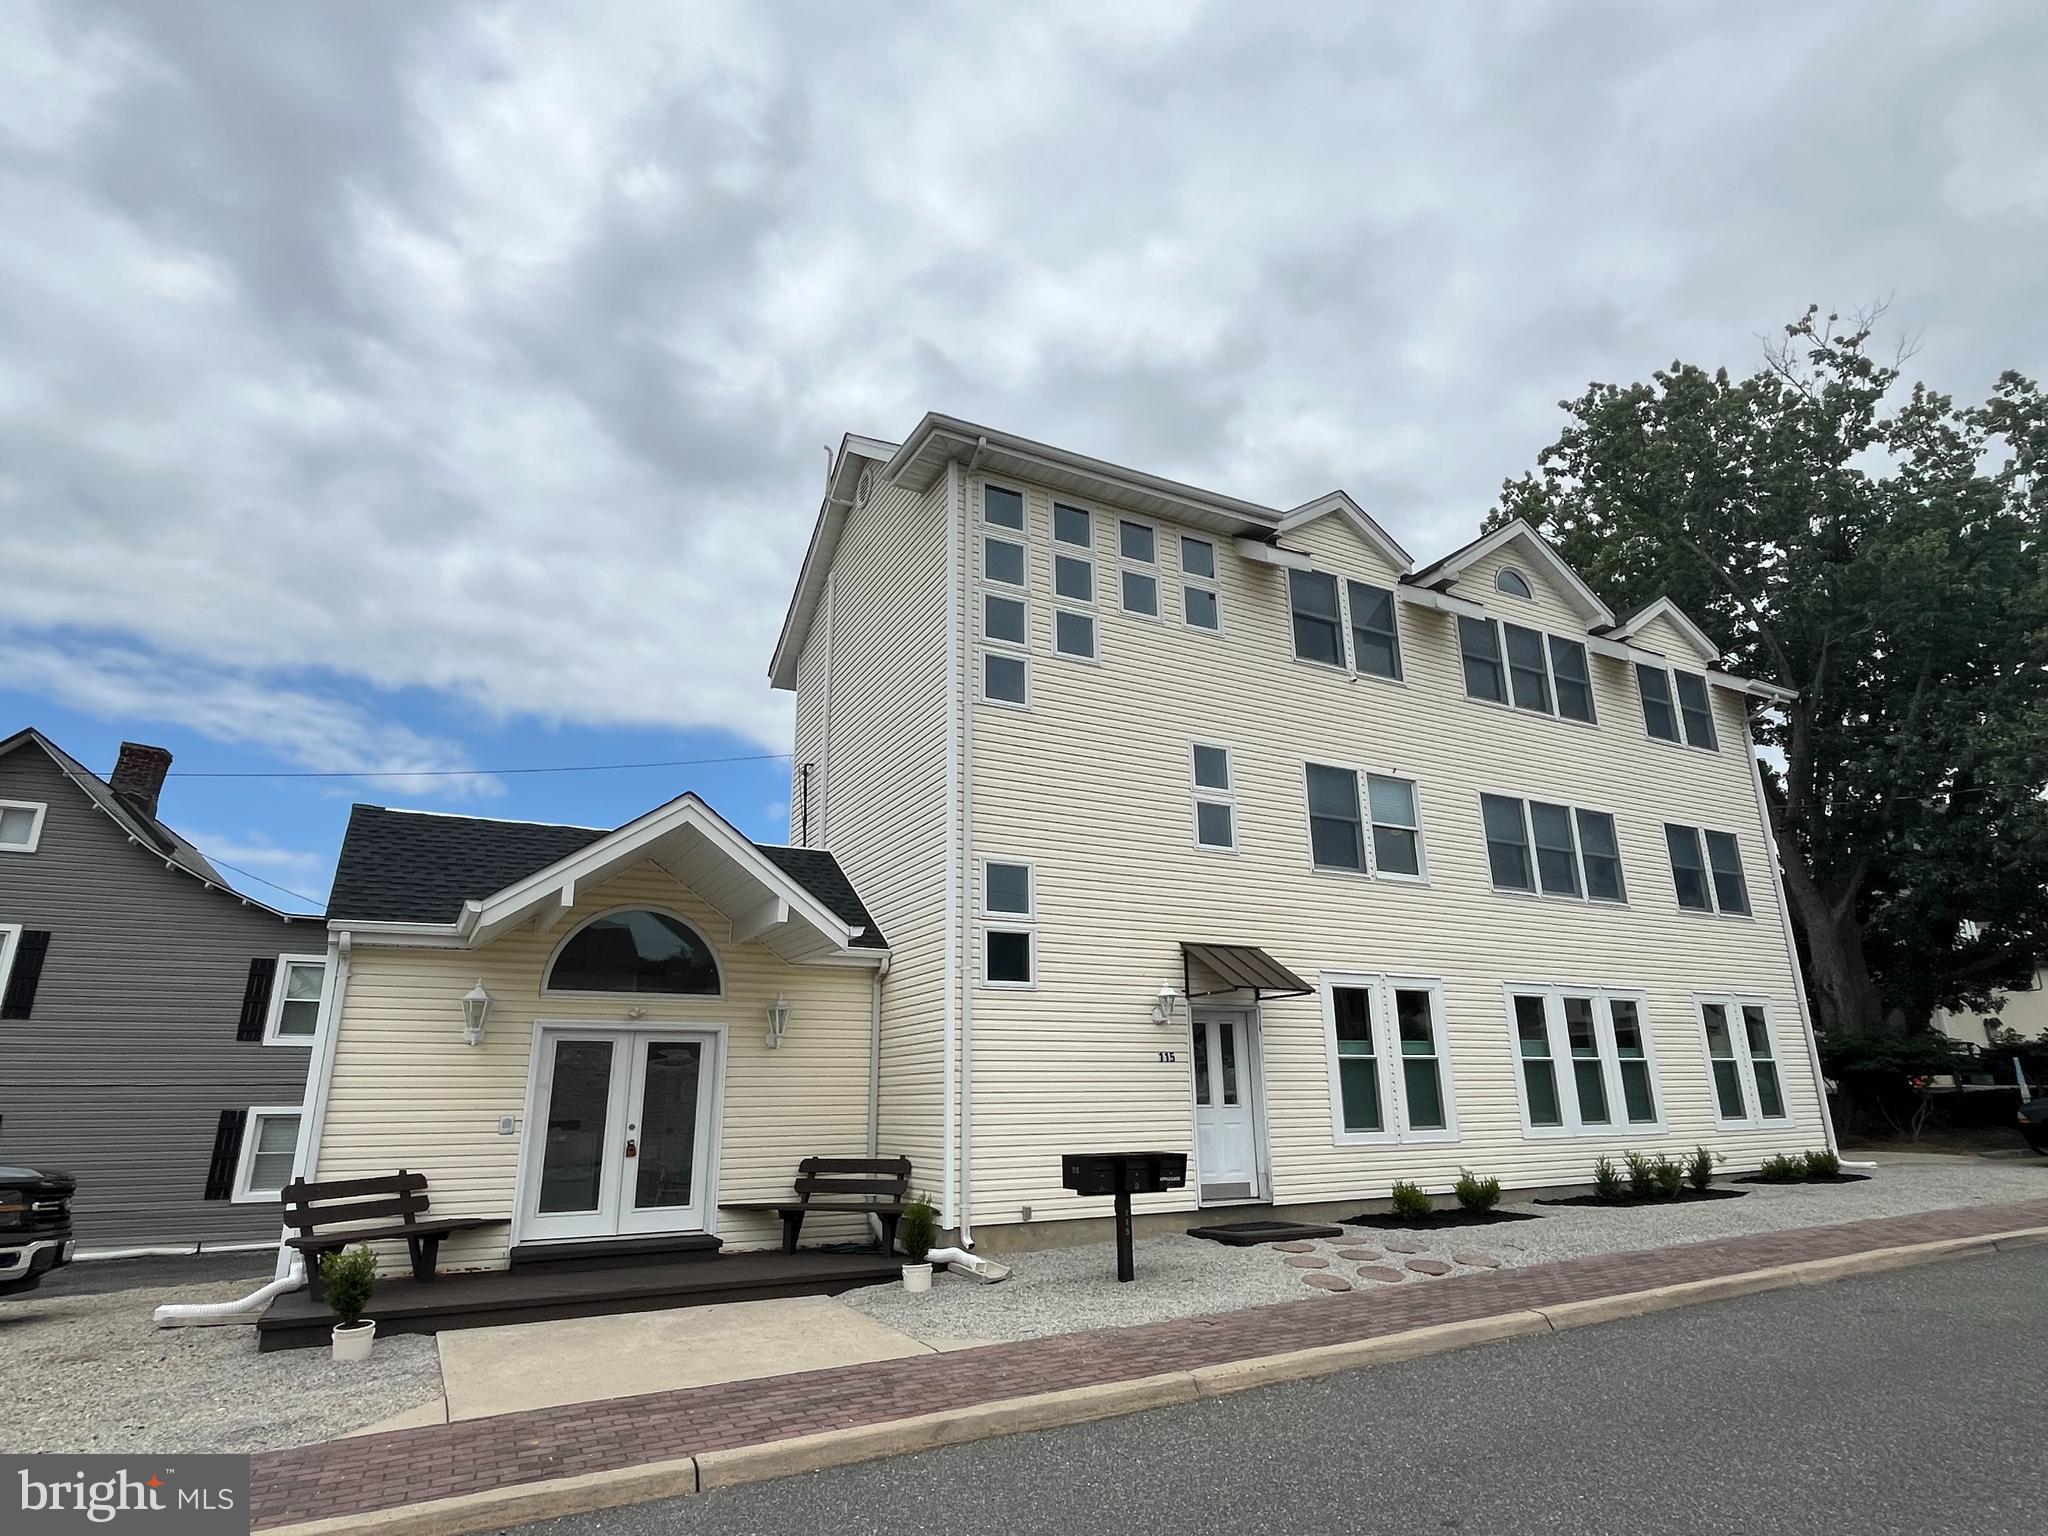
[{"xmin": 250, "ymin": 1197, "xmax": 2048, "ymax": 1529}]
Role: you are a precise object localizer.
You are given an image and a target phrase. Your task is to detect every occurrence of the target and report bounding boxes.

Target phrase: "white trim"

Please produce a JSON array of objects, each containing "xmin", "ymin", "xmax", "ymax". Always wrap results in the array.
[
  {"xmin": 1317, "ymin": 972, "xmax": 1460, "ymax": 1146},
  {"xmin": 1409, "ymin": 518, "xmax": 1617, "ymax": 628},
  {"xmin": 1301, "ymin": 760, "xmax": 1429, "ymax": 884},
  {"xmin": 1051, "ymin": 604, "xmax": 1099, "ymax": 661},
  {"xmin": 540, "ymin": 905, "xmax": 727, "ymax": 1000},
  {"xmin": 1475, "ymin": 790, "xmax": 1629, "ymax": 906},
  {"xmin": 262, "ymin": 953, "xmax": 328, "ymax": 1045},
  {"xmin": 1611, "ymin": 595, "xmax": 1720, "ymax": 663},
  {"xmin": 231, "ymin": 1105, "xmax": 304, "ymax": 1203},
  {"xmin": 1188, "ymin": 1004, "xmax": 1273, "ymax": 1202},
  {"xmin": 1116, "ymin": 515, "xmax": 1162, "ymax": 619},
  {"xmin": 1662, "ymin": 820, "xmax": 1755, "ymax": 918},
  {"xmin": 979, "ymin": 857, "xmax": 1034, "ymax": 920},
  {"xmin": 977, "ymin": 857, "xmax": 1035, "ymax": 989},
  {"xmin": 0, "ymin": 799, "xmax": 47, "ymax": 854},
  {"xmin": 0, "ymin": 923, "xmax": 20, "ymax": 1005},
  {"xmin": 1500, "ymin": 982, "xmax": 1666, "ymax": 1139},
  {"xmin": 979, "ymin": 649, "xmax": 1032, "ymax": 710},
  {"xmin": 978, "ymin": 925, "xmax": 1036, "ymax": 990},
  {"xmin": 1693, "ymin": 993, "xmax": 1795, "ymax": 1131},
  {"xmin": 1190, "ymin": 742, "xmax": 1237, "ymax": 853},
  {"xmin": 1275, "ymin": 491, "xmax": 1415, "ymax": 572},
  {"xmin": 279, "ymin": 929, "xmax": 349, "ymax": 1277},
  {"xmin": 1634, "ymin": 659, "xmax": 1721, "ymax": 752},
  {"xmin": 1178, "ymin": 533, "xmax": 1222, "ymax": 634},
  {"xmin": 1495, "ymin": 565, "xmax": 1535, "ymax": 600}
]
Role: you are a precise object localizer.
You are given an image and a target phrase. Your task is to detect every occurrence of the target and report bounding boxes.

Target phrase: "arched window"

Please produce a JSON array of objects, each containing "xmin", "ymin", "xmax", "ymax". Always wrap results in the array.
[
  {"xmin": 547, "ymin": 910, "xmax": 721, "ymax": 996},
  {"xmin": 1495, "ymin": 566, "xmax": 1534, "ymax": 600}
]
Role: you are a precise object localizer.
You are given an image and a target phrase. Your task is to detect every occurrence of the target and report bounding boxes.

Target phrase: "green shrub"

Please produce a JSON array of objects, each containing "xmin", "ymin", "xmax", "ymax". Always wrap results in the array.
[
  {"xmin": 1649, "ymin": 1155, "xmax": 1685, "ymax": 1198},
  {"xmin": 1592, "ymin": 1155, "xmax": 1624, "ymax": 1201},
  {"xmin": 1804, "ymin": 1148, "xmax": 1841, "ymax": 1178},
  {"xmin": 1390, "ymin": 1180, "xmax": 1433, "ymax": 1220},
  {"xmin": 1686, "ymin": 1145, "xmax": 1718, "ymax": 1191},
  {"xmin": 898, "ymin": 1195, "xmax": 937, "ymax": 1263},
  {"xmin": 1759, "ymin": 1153, "xmax": 1807, "ymax": 1183},
  {"xmin": 1623, "ymin": 1150, "xmax": 1656, "ymax": 1199},
  {"xmin": 1453, "ymin": 1169, "xmax": 1501, "ymax": 1213},
  {"xmin": 322, "ymin": 1245, "xmax": 378, "ymax": 1331}
]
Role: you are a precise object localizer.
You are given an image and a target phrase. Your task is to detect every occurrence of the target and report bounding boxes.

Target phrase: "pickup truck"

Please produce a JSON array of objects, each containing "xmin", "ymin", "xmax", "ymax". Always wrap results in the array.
[{"xmin": 0, "ymin": 1164, "xmax": 75, "ymax": 1296}]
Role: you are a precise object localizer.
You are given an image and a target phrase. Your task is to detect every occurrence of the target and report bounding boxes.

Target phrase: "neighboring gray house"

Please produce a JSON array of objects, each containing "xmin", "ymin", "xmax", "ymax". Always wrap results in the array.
[{"xmin": 0, "ymin": 729, "xmax": 326, "ymax": 1250}]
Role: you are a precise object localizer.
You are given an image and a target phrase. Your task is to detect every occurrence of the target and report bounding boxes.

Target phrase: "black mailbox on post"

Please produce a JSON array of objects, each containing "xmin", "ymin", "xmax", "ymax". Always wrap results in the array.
[{"xmin": 1061, "ymin": 1150, "xmax": 1188, "ymax": 1282}]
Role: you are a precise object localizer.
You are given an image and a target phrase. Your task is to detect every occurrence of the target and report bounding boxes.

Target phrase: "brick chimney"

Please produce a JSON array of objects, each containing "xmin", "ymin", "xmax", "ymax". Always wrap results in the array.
[{"xmin": 110, "ymin": 742, "xmax": 174, "ymax": 820}]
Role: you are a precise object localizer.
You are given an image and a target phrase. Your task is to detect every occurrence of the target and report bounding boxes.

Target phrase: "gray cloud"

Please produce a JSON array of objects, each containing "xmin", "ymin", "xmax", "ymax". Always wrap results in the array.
[{"xmin": 2, "ymin": 0, "xmax": 2043, "ymax": 755}]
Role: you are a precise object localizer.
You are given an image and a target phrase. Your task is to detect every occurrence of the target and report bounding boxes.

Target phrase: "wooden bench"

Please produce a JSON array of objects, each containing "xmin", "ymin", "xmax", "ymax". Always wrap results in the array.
[
  {"xmin": 281, "ymin": 1170, "xmax": 507, "ymax": 1295},
  {"xmin": 720, "ymin": 1156, "xmax": 913, "ymax": 1255}
]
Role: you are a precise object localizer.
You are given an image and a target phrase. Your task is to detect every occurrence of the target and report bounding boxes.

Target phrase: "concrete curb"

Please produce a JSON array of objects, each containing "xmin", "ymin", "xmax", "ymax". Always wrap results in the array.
[{"xmin": 258, "ymin": 1223, "xmax": 2048, "ymax": 1536}]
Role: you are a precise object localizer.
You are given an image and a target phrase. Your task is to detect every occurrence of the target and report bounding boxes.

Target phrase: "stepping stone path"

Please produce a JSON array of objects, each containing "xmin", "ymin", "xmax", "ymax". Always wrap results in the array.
[
  {"xmin": 1271, "ymin": 1241, "xmax": 1318, "ymax": 1253},
  {"xmin": 1334, "ymin": 1247, "xmax": 1382, "ymax": 1262},
  {"xmin": 1300, "ymin": 1273, "xmax": 1352, "ymax": 1292},
  {"xmin": 1406, "ymin": 1258, "xmax": 1453, "ymax": 1276},
  {"xmin": 1381, "ymin": 1240, "xmax": 1425, "ymax": 1254},
  {"xmin": 1451, "ymin": 1252, "xmax": 1502, "ymax": 1269},
  {"xmin": 1282, "ymin": 1255, "xmax": 1329, "ymax": 1269},
  {"xmin": 1353, "ymin": 1265, "xmax": 1407, "ymax": 1283}
]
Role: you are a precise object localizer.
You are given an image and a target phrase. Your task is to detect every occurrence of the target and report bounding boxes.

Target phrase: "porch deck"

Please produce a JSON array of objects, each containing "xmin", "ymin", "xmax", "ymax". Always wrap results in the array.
[{"xmin": 255, "ymin": 1247, "xmax": 901, "ymax": 1352}]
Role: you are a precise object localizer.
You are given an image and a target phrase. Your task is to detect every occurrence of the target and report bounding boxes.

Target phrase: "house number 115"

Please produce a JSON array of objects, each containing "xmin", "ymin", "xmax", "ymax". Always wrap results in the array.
[{"xmin": 1156, "ymin": 1050, "xmax": 1178, "ymax": 1063}]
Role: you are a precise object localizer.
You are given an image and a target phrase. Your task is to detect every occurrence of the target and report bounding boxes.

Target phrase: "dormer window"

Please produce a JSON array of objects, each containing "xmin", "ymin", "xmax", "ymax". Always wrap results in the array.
[{"xmin": 1495, "ymin": 566, "xmax": 1535, "ymax": 600}]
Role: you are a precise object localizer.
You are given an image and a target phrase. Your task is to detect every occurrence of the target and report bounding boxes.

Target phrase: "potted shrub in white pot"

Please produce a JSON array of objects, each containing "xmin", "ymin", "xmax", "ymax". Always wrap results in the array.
[
  {"xmin": 324, "ymin": 1244, "xmax": 379, "ymax": 1362},
  {"xmin": 898, "ymin": 1196, "xmax": 937, "ymax": 1294}
]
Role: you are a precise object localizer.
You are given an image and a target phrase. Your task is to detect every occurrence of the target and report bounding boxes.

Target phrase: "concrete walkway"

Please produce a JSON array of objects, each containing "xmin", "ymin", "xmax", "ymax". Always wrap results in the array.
[{"xmin": 249, "ymin": 1195, "xmax": 2048, "ymax": 1533}]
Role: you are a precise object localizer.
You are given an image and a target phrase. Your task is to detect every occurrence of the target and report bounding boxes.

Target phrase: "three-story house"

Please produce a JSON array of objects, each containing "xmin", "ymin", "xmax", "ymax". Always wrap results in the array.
[{"xmin": 773, "ymin": 414, "xmax": 1830, "ymax": 1246}]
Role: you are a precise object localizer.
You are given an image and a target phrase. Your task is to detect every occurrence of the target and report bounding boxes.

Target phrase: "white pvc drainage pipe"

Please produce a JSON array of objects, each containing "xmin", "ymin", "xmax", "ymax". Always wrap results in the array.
[
  {"xmin": 152, "ymin": 1257, "xmax": 306, "ymax": 1327},
  {"xmin": 929, "ymin": 1246, "xmax": 1009, "ymax": 1284}
]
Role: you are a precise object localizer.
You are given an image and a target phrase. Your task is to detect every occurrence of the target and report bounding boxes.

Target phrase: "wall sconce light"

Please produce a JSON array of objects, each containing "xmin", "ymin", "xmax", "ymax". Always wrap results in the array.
[
  {"xmin": 1150, "ymin": 987, "xmax": 1186, "ymax": 1028},
  {"xmin": 462, "ymin": 980, "xmax": 492, "ymax": 1047},
  {"xmin": 765, "ymin": 995, "xmax": 792, "ymax": 1050}
]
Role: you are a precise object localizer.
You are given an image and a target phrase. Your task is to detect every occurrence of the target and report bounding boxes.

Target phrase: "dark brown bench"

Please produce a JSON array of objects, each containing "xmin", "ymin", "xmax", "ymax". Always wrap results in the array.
[
  {"xmin": 720, "ymin": 1156, "xmax": 913, "ymax": 1255},
  {"xmin": 281, "ymin": 1170, "xmax": 507, "ymax": 1295}
]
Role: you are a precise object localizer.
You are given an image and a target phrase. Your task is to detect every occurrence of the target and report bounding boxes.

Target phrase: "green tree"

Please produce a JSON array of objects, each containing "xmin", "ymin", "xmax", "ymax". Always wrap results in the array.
[{"xmin": 1492, "ymin": 306, "xmax": 2048, "ymax": 1040}]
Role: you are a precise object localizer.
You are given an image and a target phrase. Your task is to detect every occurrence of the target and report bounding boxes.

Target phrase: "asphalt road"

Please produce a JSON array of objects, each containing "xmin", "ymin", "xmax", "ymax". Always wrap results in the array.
[{"xmin": 509, "ymin": 1246, "xmax": 2047, "ymax": 1536}]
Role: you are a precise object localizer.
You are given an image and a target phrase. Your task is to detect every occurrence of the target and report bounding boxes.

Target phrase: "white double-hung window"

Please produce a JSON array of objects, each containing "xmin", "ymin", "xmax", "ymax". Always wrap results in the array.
[
  {"xmin": 1180, "ymin": 535, "xmax": 1221, "ymax": 632},
  {"xmin": 1696, "ymin": 996, "xmax": 1790, "ymax": 1128},
  {"xmin": 1118, "ymin": 518, "xmax": 1160, "ymax": 617},
  {"xmin": 1051, "ymin": 501, "xmax": 1098, "ymax": 661},
  {"xmin": 265, "ymin": 956, "xmax": 327, "ymax": 1043},
  {"xmin": 1190, "ymin": 743, "xmax": 1236, "ymax": 851},
  {"xmin": 1505, "ymin": 985, "xmax": 1662, "ymax": 1135},
  {"xmin": 1304, "ymin": 764, "xmax": 1425, "ymax": 880},
  {"xmin": 980, "ymin": 859, "xmax": 1035, "ymax": 988},
  {"xmin": 232, "ymin": 1107, "xmax": 303, "ymax": 1202},
  {"xmin": 978, "ymin": 483, "xmax": 1031, "ymax": 707},
  {"xmin": 1320, "ymin": 974, "xmax": 1456, "ymax": 1144}
]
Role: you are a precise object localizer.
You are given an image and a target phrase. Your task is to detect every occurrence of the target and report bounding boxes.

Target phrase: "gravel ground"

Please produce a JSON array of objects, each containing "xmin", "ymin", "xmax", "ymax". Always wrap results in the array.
[
  {"xmin": 0, "ymin": 1278, "xmax": 443, "ymax": 1454},
  {"xmin": 845, "ymin": 1158, "xmax": 2047, "ymax": 1343}
]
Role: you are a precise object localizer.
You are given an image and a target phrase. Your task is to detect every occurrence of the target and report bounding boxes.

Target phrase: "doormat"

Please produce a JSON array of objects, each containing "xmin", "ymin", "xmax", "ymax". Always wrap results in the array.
[
  {"xmin": 1186, "ymin": 1220, "xmax": 1345, "ymax": 1246},
  {"xmin": 1341, "ymin": 1208, "xmax": 1542, "ymax": 1230}
]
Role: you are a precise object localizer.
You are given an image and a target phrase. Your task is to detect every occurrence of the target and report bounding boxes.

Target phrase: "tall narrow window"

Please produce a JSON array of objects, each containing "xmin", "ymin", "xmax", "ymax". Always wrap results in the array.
[
  {"xmin": 1331, "ymin": 985, "xmax": 1382, "ymax": 1133},
  {"xmin": 1053, "ymin": 502, "xmax": 1095, "ymax": 603},
  {"xmin": 1563, "ymin": 994, "xmax": 1610, "ymax": 1126},
  {"xmin": 1180, "ymin": 536, "xmax": 1220, "ymax": 631},
  {"xmin": 1529, "ymin": 801, "xmax": 1581, "ymax": 897},
  {"xmin": 1460, "ymin": 616, "xmax": 1506, "ymax": 703},
  {"xmin": 1289, "ymin": 569, "xmax": 1344, "ymax": 666},
  {"xmin": 1366, "ymin": 775, "xmax": 1422, "ymax": 878},
  {"xmin": 1576, "ymin": 809, "xmax": 1626, "ymax": 902},
  {"xmin": 1118, "ymin": 519, "xmax": 1159, "ymax": 616},
  {"xmin": 1702, "ymin": 1001, "xmax": 1747, "ymax": 1121},
  {"xmin": 1305, "ymin": 764, "xmax": 1364, "ymax": 871},
  {"xmin": 1743, "ymin": 1004, "xmax": 1785, "ymax": 1119},
  {"xmin": 1704, "ymin": 831, "xmax": 1750, "ymax": 915},
  {"xmin": 1323, "ymin": 976, "xmax": 1455, "ymax": 1142},
  {"xmin": 1610, "ymin": 999, "xmax": 1657, "ymax": 1124},
  {"xmin": 1514, "ymin": 994, "xmax": 1563, "ymax": 1128},
  {"xmin": 1675, "ymin": 671, "xmax": 1718, "ymax": 749},
  {"xmin": 1347, "ymin": 581, "xmax": 1401, "ymax": 680},
  {"xmin": 1549, "ymin": 637, "xmax": 1595, "ymax": 723},
  {"xmin": 1665, "ymin": 824, "xmax": 1712, "ymax": 911},
  {"xmin": 1481, "ymin": 793, "xmax": 1534, "ymax": 891},
  {"xmin": 1191, "ymin": 743, "xmax": 1236, "ymax": 851},
  {"xmin": 1504, "ymin": 623, "xmax": 1553, "ymax": 713},
  {"xmin": 1637, "ymin": 663, "xmax": 1680, "ymax": 742},
  {"xmin": 982, "ymin": 860, "xmax": 1035, "ymax": 987}
]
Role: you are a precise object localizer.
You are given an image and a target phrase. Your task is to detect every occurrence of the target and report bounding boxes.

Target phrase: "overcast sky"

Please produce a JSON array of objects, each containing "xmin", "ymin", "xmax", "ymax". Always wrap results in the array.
[{"xmin": 3, "ymin": 1, "xmax": 2043, "ymax": 907}]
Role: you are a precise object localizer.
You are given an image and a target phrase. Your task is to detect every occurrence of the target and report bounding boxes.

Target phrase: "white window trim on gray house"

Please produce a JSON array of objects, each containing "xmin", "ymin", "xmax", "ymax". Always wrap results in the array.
[
  {"xmin": 0, "ymin": 799, "xmax": 46, "ymax": 853},
  {"xmin": 263, "ymin": 955, "xmax": 328, "ymax": 1045},
  {"xmin": 231, "ymin": 1105, "xmax": 305, "ymax": 1203}
]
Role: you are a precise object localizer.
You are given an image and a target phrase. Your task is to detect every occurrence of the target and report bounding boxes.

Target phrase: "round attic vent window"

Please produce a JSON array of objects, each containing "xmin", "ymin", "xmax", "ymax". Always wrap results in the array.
[{"xmin": 1495, "ymin": 566, "xmax": 1534, "ymax": 600}]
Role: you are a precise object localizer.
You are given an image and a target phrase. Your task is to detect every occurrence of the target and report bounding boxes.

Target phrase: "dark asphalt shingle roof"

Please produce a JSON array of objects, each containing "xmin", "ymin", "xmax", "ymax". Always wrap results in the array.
[{"xmin": 328, "ymin": 804, "xmax": 886, "ymax": 948}]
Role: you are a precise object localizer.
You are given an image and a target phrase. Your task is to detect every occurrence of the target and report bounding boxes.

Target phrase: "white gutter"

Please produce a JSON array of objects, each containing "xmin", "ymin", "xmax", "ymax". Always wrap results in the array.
[
  {"xmin": 939, "ymin": 459, "xmax": 963, "ymax": 1231},
  {"xmin": 275, "ymin": 929, "xmax": 351, "ymax": 1281},
  {"xmin": 1745, "ymin": 711, "xmax": 1840, "ymax": 1156}
]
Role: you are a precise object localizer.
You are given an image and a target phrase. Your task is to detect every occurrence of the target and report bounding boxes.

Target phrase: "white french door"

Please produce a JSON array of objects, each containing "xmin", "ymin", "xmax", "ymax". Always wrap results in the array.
[
  {"xmin": 522, "ymin": 1028, "xmax": 718, "ymax": 1243},
  {"xmin": 1190, "ymin": 1009, "xmax": 1262, "ymax": 1202}
]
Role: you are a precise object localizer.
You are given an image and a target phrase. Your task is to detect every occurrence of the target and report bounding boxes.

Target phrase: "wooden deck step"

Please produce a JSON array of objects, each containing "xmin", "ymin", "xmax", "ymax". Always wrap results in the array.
[
  {"xmin": 254, "ymin": 1249, "xmax": 899, "ymax": 1352},
  {"xmin": 508, "ymin": 1233, "xmax": 724, "ymax": 1271}
]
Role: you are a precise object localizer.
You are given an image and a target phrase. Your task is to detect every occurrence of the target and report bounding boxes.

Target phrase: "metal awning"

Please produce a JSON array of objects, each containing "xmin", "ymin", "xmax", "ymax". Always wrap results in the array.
[{"xmin": 1182, "ymin": 942, "xmax": 1312, "ymax": 1000}]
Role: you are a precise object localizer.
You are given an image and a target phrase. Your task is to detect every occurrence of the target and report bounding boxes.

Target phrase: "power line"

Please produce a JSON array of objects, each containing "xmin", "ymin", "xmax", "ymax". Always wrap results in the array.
[
  {"xmin": 207, "ymin": 856, "xmax": 327, "ymax": 912},
  {"xmin": 166, "ymin": 751, "xmax": 794, "ymax": 780}
]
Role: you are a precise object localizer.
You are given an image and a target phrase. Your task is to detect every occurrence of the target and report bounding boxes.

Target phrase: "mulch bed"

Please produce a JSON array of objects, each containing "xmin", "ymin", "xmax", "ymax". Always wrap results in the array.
[
  {"xmin": 1341, "ymin": 1209, "xmax": 1543, "ymax": 1230},
  {"xmin": 1536, "ymin": 1188, "xmax": 1749, "ymax": 1209},
  {"xmin": 1736, "ymin": 1172, "xmax": 1872, "ymax": 1186}
]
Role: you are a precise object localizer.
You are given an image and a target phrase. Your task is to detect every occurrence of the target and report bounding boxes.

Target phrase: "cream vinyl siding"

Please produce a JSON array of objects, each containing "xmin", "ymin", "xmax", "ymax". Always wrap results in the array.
[
  {"xmin": 961, "ymin": 480, "xmax": 1819, "ymax": 1227},
  {"xmin": 789, "ymin": 586, "xmax": 828, "ymax": 846},
  {"xmin": 317, "ymin": 864, "xmax": 875, "ymax": 1273},
  {"xmin": 791, "ymin": 473, "xmax": 953, "ymax": 1200}
]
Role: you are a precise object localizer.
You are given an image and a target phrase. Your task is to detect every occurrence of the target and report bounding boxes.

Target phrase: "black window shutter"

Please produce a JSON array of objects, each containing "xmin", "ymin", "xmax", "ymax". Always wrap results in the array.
[
  {"xmin": 1, "ymin": 930, "xmax": 51, "ymax": 1019},
  {"xmin": 203, "ymin": 1109, "xmax": 248, "ymax": 1200},
  {"xmin": 237, "ymin": 957, "xmax": 277, "ymax": 1041}
]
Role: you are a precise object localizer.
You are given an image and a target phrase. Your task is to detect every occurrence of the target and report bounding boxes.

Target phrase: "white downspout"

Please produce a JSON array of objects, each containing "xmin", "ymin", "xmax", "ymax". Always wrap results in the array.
[
  {"xmin": 271, "ymin": 930, "xmax": 351, "ymax": 1282},
  {"xmin": 154, "ymin": 1259, "xmax": 305, "ymax": 1327},
  {"xmin": 818, "ymin": 572, "xmax": 834, "ymax": 848},
  {"xmin": 958, "ymin": 489, "xmax": 978, "ymax": 1251},
  {"xmin": 940, "ymin": 460, "xmax": 963, "ymax": 1231},
  {"xmin": 1745, "ymin": 707, "xmax": 1844, "ymax": 1158},
  {"xmin": 867, "ymin": 959, "xmax": 885, "ymax": 1157}
]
